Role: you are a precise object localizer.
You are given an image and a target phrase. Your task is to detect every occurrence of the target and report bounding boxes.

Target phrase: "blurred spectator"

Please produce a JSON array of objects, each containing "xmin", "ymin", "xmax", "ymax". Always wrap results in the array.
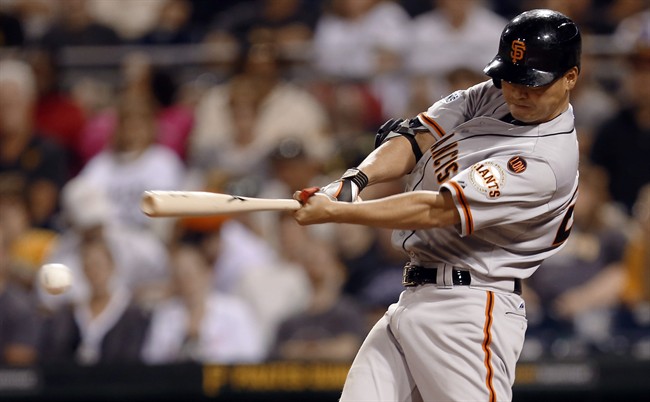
[
  {"xmin": 1, "ymin": 0, "xmax": 58, "ymax": 43},
  {"xmin": 334, "ymin": 180, "xmax": 407, "ymax": 315},
  {"xmin": 37, "ymin": 0, "xmax": 121, "ymax": 49},
  {"xmin": 207, "ymin": 0, "xmax": 318, "ymax": 60},
  {"xmin": 311, "ymin": 0, "xmax": 411, "ymax": 116},
  {"xmin": 252, "ymin": 138, "xmax": 332, "ymax": 246},
  {"xmin": 188, "ymin": 0, "xmax": 245, "ymax": 36},
  {"xmin": 523, "ymin": 165, "xmax": 631, "ymax": 359},
  {"xmin": 589, "ymin": 37, "xmax": 650, "ymax": 215},
  {"xmin": 308, "ymin": 81, "xmax": 383, "ymax": 169},
  {"xmin": 38, "ymin": 176, "xmax": 170, "ymax": 313},
  {"xmin": 39, "ymin": 236, "xmax": 151, "ymax": 365},
  {"xmin": 569, "ymin": 49, "xmax": 620, "ymax": 158},
  {"xmin": 234, "ymin": 140, "xmax": 321, "ymax": 346},
  {"xmin": 495, "ymin": 0, "xmax": 644, "ymax": 35},
  {"xmin": 613, "ymin": 184, "xmax": 650, "ymax": 357},
  {"xmin": 601, "ymin": 0, "xmax": 649, "ymax": 36},
  {"xmin": 312, "ymin": 0, "xmax": 409, "ymax": 80},
  {"xmin": 86, "ymin": 0, "xmax": 165, "ymax": 42},
  {"xmin": 406, "ymin": 66, "xmax": 486, "ymax": 120},
  {"xmin": 78, "ymin": 91, "xmax": 187, "ymax": 241},
  {"xmin": 79, "ymin": 53, "xmax": 194, "ymax": 163},
  {"xmin": 136, "ymin": 0, "xmax": 196, "ymax": 45},
  {"xmin": 141, "ymin": 244, "xmax": 265, "ymax": 364},
  {"xmin": 0, "ymin": 58, "xmax": 68, "ymax": 230},
  {"xmin": 619, "ymin": 183, "xmax": 650, "ymax": 312},
  {"xmin": 0, "ymin": 7, "xmax": 24, "ymax": 46},
  {"xmin": 0, "ymin": 224, "xmax": 43, "ymax": 366},
  {"xmin": 0, "ymin": 181, "xmax": 57, "ymax": 292},
  {"xmin": 26, "ymin": 47, "xmax": 87, "ymax": 174},
  {"xmin": 209, "ymin": 219, "xmax": 281, "ymax": 295},
  {"xmin": 406, "ymin": 0, "xmax": 507, "ymax": 81},
  {"xmin": 232, "ymin": 234, "xmax": 311, "ymax": 356},
  {"xmin": 528, "ymin": 0, "xmax": 611, "ymax": 35},
  {"xmin": 612, "ymin": 7, "xmax": 650, "ymax": 53},
  {"xmin": 189, "ymin": 40, "xmax": 332, "ymax": 175},
  {"xmin": 405, "ymin": 0, "xmax": 506, "ymax": 104},
  {"xmin": 269, "ymin": 224, "xmax": 367, "ymax": 362}
]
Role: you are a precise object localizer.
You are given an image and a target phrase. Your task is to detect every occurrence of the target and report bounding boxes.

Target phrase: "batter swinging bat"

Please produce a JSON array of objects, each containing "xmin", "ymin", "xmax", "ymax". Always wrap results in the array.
[{"xmin": 141, "ymin": 190, "xmax": 303, "ymax": 217}]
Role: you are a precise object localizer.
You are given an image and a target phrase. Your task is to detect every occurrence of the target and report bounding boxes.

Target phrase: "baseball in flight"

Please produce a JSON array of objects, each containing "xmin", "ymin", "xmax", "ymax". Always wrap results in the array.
[{"xmin": 39, "ymin": 263, "xmax": 73, "ymax": 295}]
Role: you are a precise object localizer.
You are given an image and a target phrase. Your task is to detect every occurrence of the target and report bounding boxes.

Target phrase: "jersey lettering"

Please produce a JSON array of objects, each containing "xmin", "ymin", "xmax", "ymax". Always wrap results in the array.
[
  {"xmin": 437, "ymin": 162, "xmax": 459, "ymax": 183},
  {"xmin": 469, "ymin": 162, "xmax": 505, "ymax": 199},
  {"xmin": 430, "ymin": 132, "xmax": 454, "ymax": 152},
  {"xmin": 507, "ymin": 156, "xmax": 527, "ymax": 173},
  {"xmin": 431, "ymin": 139, "xmax": 459, "ymax": 184}
]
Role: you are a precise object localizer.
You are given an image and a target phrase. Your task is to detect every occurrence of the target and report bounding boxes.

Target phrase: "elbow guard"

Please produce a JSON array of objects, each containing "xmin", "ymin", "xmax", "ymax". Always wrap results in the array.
[{"xmin": 374, "ymin": 118, "xmax": 424, "ymax": 163}]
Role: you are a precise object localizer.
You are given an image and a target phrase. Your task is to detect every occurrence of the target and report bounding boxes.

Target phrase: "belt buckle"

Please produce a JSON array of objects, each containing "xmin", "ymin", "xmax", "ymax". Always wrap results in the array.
[{"xmin": 402, "ymin": 265, "xmax": 417, "ymax": 287}]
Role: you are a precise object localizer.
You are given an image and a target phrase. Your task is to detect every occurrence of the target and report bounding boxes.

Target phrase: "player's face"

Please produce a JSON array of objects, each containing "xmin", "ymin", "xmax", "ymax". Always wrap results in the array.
[{"xmin": 501, "ymin": 68, "xmax": 578, "ymax": 124}]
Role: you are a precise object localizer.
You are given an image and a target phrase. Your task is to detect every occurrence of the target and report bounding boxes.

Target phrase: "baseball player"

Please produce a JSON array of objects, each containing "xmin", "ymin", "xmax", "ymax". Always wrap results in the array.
[{"xmin": 294, "ymin": 9, "xmax": 581, "ymax": 402}]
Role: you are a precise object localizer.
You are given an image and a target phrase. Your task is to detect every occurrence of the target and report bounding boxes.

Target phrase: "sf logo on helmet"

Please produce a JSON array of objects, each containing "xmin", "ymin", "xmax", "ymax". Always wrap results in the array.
[{"xmin": 510, "ymin": 40, "xmax": 526, "ymax": 63}]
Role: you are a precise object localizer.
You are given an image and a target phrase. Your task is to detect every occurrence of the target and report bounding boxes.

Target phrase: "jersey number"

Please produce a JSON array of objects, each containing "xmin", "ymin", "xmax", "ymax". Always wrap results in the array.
[{"xmin": 552, "ymin": 204, "xmax": 575, "ymax": 246}]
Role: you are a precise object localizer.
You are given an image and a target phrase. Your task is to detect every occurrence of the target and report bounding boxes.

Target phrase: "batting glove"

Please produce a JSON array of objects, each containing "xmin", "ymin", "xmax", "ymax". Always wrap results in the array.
[{"xmin": 319, "ymin": 168, "xmax": 369, "ymax": 202}]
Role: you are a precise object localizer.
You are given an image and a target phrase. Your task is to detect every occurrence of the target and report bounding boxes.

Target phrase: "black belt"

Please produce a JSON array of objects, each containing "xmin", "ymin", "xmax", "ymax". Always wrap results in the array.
[{"xmin": 402, "ymin": 265, "xmax": 522, "ymax": 295}]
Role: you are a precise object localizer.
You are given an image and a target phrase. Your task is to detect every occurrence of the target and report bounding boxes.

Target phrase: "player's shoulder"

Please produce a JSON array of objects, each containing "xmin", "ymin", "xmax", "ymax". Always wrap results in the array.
[
  {"xmin": 467, "ymin": 79, "xmax": 503, "ymax": 100},
  {"xmin": 455, "ymin": 79, "xmax": 505, "ymax": 118}
]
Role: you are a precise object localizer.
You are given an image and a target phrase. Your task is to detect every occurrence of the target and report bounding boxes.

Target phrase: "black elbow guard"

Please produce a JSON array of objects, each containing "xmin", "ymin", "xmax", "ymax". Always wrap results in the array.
[
  {"xmin": 374, "ymin": 118, "xmax": 423, "ymax": 163},
  {"xmin": 374, "ymin": 118, "xmax": 405, "ymax": 149}
]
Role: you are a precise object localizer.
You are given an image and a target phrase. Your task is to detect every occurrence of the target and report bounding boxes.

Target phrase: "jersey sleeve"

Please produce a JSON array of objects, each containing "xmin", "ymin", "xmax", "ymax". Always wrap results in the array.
[
  {"xmin": 441, "ymin": 155, "xmax": 557, "ymax": 237},
  {"xmin": 417, "ymin": 80, "xmax": 496, "ymax": 141}
]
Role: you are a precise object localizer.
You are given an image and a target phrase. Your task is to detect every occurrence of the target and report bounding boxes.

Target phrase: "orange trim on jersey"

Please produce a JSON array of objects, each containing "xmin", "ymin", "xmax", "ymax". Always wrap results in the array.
[
  {"xmin": 482, "ymin": 291, "xmax": 496, "ymax": 402},
  {"xmin": 448, "ymin": 181, "xmax": 473, "ymax": 235},
  {"xmin": 418, "ymin": 113, "xmax": 446, "ymax": 138}
]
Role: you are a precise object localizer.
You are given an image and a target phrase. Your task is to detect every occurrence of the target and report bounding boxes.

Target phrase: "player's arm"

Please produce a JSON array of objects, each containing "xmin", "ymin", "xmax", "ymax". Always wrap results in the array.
[
  {"xmin": 320, "ymin": 124, "xmax": 434, "ymax": 202},
  {"xmin": 360, "ymin": 131, "xmax": 434, "ymax": 186},
  {"xmin": 293, "ymin": 189, "xmax": 460, "ymax": 230}
]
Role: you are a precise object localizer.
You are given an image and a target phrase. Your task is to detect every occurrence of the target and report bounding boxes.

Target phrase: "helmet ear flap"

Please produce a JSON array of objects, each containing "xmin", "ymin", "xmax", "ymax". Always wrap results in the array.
[{"xmin": 492, "ymin": 78, "xmax": 502, "ymax": 89}]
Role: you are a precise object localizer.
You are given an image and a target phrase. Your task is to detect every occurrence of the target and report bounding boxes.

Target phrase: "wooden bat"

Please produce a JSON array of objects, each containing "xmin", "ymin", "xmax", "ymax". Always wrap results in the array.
[{"xmin": 141, "ymin": 190, "xmax": 301, "ymax": 217}]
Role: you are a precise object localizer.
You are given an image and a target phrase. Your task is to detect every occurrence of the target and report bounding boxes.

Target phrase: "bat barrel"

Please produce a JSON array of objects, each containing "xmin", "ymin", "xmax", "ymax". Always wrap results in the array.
[{"xmin": 141, "ymin": 190, "xmax": 301, "ymax": 217}]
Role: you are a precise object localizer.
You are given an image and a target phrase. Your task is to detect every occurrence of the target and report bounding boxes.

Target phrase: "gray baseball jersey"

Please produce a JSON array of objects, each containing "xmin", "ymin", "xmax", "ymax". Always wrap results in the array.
[{"xmin": 394, "ymin": 79, "xmax": 579, "ymax": 281}]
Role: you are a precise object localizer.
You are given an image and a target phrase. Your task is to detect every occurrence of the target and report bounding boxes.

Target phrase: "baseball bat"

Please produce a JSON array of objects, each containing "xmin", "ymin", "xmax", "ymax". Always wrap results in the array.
[{"xmin": 141, "ymin": 190, "xmax": 301, "ymax": 217}]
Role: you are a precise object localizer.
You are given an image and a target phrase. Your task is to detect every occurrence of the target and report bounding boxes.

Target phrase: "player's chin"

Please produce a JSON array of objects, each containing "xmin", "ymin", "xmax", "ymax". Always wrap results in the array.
[{"xmin": 510, "ymin": 107, "xmax": 538, "ymax": 123}]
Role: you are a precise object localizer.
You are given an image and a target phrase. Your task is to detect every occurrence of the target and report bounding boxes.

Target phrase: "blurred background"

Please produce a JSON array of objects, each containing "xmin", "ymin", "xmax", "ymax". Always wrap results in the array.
[{"xmin": 0, "ymin": 0, "xmax": 649, "ymax": 401}]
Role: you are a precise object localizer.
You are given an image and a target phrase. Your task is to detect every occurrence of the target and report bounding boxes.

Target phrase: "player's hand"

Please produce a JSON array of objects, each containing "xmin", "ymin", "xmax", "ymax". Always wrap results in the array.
[
  {"xmin": 293, "ymin": 188, "xmax": 335, "ymax": 225},
  {"xmin": 319, "ymin": 168, "xmax": 368, "ymax": 202}
]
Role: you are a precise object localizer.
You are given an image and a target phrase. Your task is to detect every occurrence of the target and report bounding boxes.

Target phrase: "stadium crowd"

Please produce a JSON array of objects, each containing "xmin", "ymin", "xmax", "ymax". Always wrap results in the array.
[{"xmin": 0, "ymin": 0, "xmax": 649, "ymax": 368}]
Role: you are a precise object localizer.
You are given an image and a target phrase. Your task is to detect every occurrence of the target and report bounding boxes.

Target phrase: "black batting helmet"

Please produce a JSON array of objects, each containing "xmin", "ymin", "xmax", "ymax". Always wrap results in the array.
[{"xmin": 484, "ymin": 9, "xmax": 581, "ymax": 88}]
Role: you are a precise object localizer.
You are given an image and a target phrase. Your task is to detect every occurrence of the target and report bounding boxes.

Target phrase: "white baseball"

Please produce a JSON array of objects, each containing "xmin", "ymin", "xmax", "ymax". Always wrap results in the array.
[{"xmin": 39, "ymin": 263, "xmax": 73, "ymax": 295}]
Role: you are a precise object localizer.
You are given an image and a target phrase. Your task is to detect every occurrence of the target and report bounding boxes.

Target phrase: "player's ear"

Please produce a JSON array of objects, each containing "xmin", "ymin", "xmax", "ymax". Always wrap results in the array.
[{"xmin": 564, "ymin": 67, "xmax": 579, "ymax": 90}]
